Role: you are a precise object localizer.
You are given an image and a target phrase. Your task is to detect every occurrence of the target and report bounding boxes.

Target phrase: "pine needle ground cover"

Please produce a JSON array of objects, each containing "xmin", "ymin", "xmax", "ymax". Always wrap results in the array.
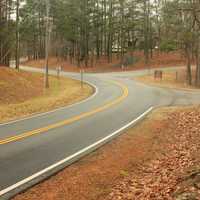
[{"xmin": 0, "ymin": 67, "xmax": 93, "ymax": 123}]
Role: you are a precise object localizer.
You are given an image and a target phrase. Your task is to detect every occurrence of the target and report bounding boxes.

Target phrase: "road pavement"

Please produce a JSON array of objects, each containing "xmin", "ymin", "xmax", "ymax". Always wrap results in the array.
[{"xmin": 0, "ymin": 66, "xmax": 199, "ymax": 199}]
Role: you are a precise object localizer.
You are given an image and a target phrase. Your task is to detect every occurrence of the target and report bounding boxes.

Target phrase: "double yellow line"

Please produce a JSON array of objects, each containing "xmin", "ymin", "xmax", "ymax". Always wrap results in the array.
[{"xmin": 0, "ymin": 81, "xmax": 129, "ymax": 145}]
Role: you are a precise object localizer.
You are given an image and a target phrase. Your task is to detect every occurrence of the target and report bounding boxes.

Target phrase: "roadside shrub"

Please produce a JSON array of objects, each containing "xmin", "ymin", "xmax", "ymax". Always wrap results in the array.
[{"xmin": 160, "ymin": 40, "xmax": 177, "ymax": 52}]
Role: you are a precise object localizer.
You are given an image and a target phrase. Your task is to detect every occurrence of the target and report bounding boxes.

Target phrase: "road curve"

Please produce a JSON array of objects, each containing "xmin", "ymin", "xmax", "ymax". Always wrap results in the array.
[{"xmin": 0, "ymin": 66, "xmax": 200, "ymax": 199}]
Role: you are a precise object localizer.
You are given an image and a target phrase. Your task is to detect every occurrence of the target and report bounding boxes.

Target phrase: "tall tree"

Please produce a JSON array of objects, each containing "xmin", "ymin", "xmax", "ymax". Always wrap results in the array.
[{"xmin": 15, "ymin": 0, "xmax": 20, "ymax": 70}]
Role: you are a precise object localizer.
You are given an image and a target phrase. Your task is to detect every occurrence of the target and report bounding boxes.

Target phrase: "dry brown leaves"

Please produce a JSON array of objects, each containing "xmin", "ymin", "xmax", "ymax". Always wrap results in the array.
[
  {"xmin": 23, "ymin": 51, "xmax": 186, "ymax": 73},
  {"xmin": 107, "ymin": 107, "xmax": 200, "ymax": 200}
]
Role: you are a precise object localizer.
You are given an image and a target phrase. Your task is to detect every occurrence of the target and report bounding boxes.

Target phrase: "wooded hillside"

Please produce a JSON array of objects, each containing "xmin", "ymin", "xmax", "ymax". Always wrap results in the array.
[{"xmin": 1, "ymin": 0, "xmax": 200, "ymax": 86}]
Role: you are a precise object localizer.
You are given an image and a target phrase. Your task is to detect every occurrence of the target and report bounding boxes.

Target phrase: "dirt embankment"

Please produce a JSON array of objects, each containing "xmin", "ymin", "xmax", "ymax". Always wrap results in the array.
[
  {"xmin": 0, "ymin": 67, "xmax": 93, "ymax": 123},
  {"xmin": 13, "ymin": 106, "xmax": 200, "ymax": 200}
]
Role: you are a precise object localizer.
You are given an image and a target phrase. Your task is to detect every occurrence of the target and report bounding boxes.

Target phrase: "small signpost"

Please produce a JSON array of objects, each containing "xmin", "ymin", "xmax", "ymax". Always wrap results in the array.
[
  {"xmin": 56, "ymin": 66, "xmax": 62, "ymax": 79},
  {"xmin": 154, "ymin": 70, "xmax": 163, "ymax": 80},
  {"xmin": 176, "ymin": 71, "xmax": 178, "ymax": 81},
  {"xmin": 80, "ymin": 69, "xmax": 84, "ymax": 89}
]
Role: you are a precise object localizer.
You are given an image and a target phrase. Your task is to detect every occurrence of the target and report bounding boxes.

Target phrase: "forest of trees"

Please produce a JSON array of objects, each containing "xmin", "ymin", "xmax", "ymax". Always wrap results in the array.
[{"xmin": 1, "ymin": 0, "xmax": 200, "ymax": 86}]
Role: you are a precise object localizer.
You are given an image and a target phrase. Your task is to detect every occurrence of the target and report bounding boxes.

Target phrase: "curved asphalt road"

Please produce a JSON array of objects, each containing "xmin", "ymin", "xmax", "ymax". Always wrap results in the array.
[{"xmin": 0, "ymin": 66, "xmax": 200, "ymax": 199}]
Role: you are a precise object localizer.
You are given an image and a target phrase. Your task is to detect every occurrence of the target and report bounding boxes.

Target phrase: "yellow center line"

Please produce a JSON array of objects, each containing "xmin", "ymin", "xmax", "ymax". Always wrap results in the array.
[{"xmin": 0, "ymin": 81, "xmax": 129, "ymax": 145}]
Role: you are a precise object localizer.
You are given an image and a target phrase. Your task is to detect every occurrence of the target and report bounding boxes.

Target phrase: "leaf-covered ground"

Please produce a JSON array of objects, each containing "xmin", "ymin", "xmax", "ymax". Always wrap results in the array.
[
  {"xmin": 13, "ymin": 106, "xmax": 200, "ymax": 200},
  {"xmin": 135, "ymin": 69, "xmax": 199, "ymax": 90},
  {"xmin": 107, "ymin": 107, "xmax": 200, "ymax": 200},
  {"xmin": 23, "ymin": 51, "xmax": 186, "ymax": 73}
]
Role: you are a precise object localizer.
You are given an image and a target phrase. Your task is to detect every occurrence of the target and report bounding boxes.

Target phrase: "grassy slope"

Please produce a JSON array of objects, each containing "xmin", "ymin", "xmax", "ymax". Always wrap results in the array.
[
  {"xmin": 135, "ymin": 69, "xmax": 200, "ymax": 90},
  {"xmin": 0, "ymin": 67, "xmax": 93, "ymax": 123}
]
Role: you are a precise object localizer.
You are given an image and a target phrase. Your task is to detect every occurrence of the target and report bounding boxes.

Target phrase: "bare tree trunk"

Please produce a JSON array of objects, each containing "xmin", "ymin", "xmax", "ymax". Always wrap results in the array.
[
  {"xmin": 195, "ymin": 41, "xmax": 200, "ymax": 87},
  {"xmin": 15, "ymin": 0, "xmax": 20, "ymax": 70},
  {"xmin": 45, "ymin": 0, "xmax": 50, "ymax": 89},
  {"xmin": 107, "ymin": 0, "xmax": 113, "ymax": 63},
  {"xmin": 186, "ymin": 45, "xmax": 192, "ymax": 85},
  {"xmin": 0, "ymin": 0, "xmax": 11, "ymax": 66},
  {"xmin": 144, "ymin": 0, "xmax": 150, "ymax": 65}
]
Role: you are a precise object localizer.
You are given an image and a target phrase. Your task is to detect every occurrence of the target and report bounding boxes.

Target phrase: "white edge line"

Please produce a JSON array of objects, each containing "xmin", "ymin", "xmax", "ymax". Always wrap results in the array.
[
  {"xmin": 0, "ymin": 106, "xmax": 153, "ymax": 197},
  {"xmin": 0, "ymin": 72, "xmax": 98, "ymax": 126}
]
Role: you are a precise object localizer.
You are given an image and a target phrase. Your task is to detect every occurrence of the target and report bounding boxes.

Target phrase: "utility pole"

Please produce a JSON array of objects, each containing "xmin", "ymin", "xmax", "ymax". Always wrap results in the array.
[
  {"xmin": 15, "ymin": 0, "xmax": 20, "ymax": 71},
  {"xmin": 45, "ymin": 0, "xmax": 50, "ymax": 88}
]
